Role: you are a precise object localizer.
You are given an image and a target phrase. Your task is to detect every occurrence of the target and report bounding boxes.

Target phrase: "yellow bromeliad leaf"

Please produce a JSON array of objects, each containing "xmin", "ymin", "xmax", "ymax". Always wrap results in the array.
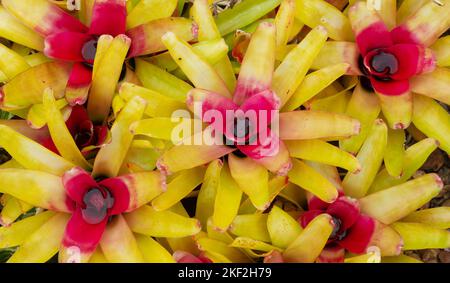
[
  {"xmin": 401, "ymin": 207, "xmax": 450, "ymax": 230},
  {"xmin": 0, "ymin": 6, "xmax": 44, "ymax": 50},
  {"xmin": 147, "ymin": 39, "xmax": 228, "ymax": 73},
  {"xmin": 212, "ymin": 161, "xmax": 243, "ymax": 232},
  {"xmin": 126, "ymin": 0, "xmax": 177, "ymax": 29},
  {"xmin": 273, "ymin": 26, "xmax": 328, "ymax": 106},
  {"xmin": 283, "ymin": 63, "xmax": 349, "ymax": 111},
  {"xmin": 340, "ymin": 83, "xmax": 381, "ymax": 154},
  {"xmin": 283, "ymin": 213, "xmax": 334, "ymax": 263},
  {"xmin": 412, "ymin": 94, "xmax": 450, "ymax": 155},
  {"xmin": 191, "ymin": 0, "xmax": 236, "ymax": 92},
  {"xmin": 0, "ymin": 196, "xmax": 33, "ymax": 226},
  {"xmin": 100, "ymin": 215, "xmax": 144, "ymax": 263},
  {"xmin": 88, "ymin": 34, "xmax": 131, "ymax": 123},
  {"xmin": 124, "ymin": 205, "xmax": 201, "ymax": 238},
  {"xmin": 286, "ymin": 139, "xmax": 360, "ymax": 173},
  {"xmin": 135, "ymin": 234, "xmax": 175, "ymax": 263},
  {"xmin": 0, "ymin": 43, "xmax": 29, "ymax": 79},
  {"xmin": 228, "ymin": 154, "xmax": 270, "ymax": 211},
  {"xmin": 0, "ymin": 62, "xmax": 70, "ymax": 110},
  {"xmin": 27, "ymin": 98, "xmax": 68, "ymax": 129},
  {"xmin": 229, "ymin": 214, "xmax": 271, "ymax": 243},
  {"xmin": 377, "ymin": 91, "xmax": 412, "ymax": 130},
  {"xmin": 383, "ymin": 128, "xmax": 405, "ymax": 178},
  {"xmin": 344, "ymin": 246, "xmax": 381, "ymax": 263},
  {"xmin": 0, "ymin": 168, "xmax": 71, "ymax": 212},
  {"xmin": 8, "ymin": 213, "xmax": 70, "ymax": 263},
  {"xmin": 119, "ymin": 82, "xmax": 187, "ymax": 117},
  {"xmin": 135, "ymin": 59, "xmax": 193, "ymax": 102},
  {"xmin": 0, "ymin": 211, "xmax": 55, "ymax": 248},
  {"xmin": 0, "ymin": 125, "xmax": 74, "ymax": 175},
  {"xmin": 130, "ymin": 117, "xmax": 197, "ymax": 141},
  {"xmin": 410, "ymin": 67, "xmax": 450, "ymax": 105},
  {"xmin": 152, "ymin": 166, "xmax": 205, "ymax": 211},
  {"xmin": 196, "ymin": 237, "xmax": 252, "ymax": 263},
  {"xmin": 162, "ymin": 32, "xmax": 231, "ymax": 98},
  {"xmin": 43, "ymin": 88, "xmax": 91, "ymax": 169},
  {"xmin": 230, "ymin": 237, "xmax": 283, "ymax": 255},
  {"xmin": 343, "ymin": 119, "xmax": 387, "ymax": 198},
  {"xmin": 391, "ymin": 222, "xmax": 450, "ymax": 250},
  {"xmin": 196, "ymin": 160, "xmax": 222, "ymax": 229},
  {"xmin": 360, "ymin": 174, "xmax": 443, "ymax": 224},
  {"xmin": 288, "ymin": 159, "xmax": 338, "ymax": 203},
  {"xmin": 267, "ymin": 206, "xmax": 302, "ymax": 249},
  {"xmin": 370, "ymin": 138, "xmax": 438, "ymax": 193},
  {"xmin": 294, "ymin": 0, "xmax": 353, "ymax": 41},
  {"xmin": 93, "ymin": 95, "xmax": 146, "ymax": 178}
]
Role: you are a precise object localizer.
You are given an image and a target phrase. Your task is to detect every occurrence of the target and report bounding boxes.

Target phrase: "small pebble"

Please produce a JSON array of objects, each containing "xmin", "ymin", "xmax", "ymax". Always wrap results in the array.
[
  {"xmin": 421, "ymin": 150, "xmax": 445, "ymax": 171},
  {"xmin": 438, "ymin": 251, "xmax": 450, "ymax": 263},
  {"xmin": 438, "ymin": 166, "xmax": 450, "ymax": 185},
  {"xmin": 419, "ymin": 249, "xmax": 439, "ymax": 262}
]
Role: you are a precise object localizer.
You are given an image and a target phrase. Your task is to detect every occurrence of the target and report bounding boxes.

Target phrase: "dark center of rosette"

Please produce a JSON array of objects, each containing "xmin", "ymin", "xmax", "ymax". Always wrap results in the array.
[
  {"xmin": 360, "ymin": 76, "xmax": 374, "ymax": 92},
  {"xmin": 358, "ymin": 50, "xmax": 399, "ymax": 92},
  {"xmin": 370, "ymin": 51, "xmax": 399, "ymax": 76},
  {"xmin": 81, "ymin": 38, "xmax": 99, "ymax": 65},
  {"xmin": 233, "ymin": 117, "xmax": 252, "ymax": 143},
  {"xmin": 74, "ymin": 120, "xmax": 94, "ymax": 149},
  {"xmin": 223, "ymin": 115, "xmax": 258, "ymax": 157},
  {"xmin": 81, "ymin": 187, "xmax": 114, "ymax": 225},
  {"xmin": 329, "ymin": 216, "xmax": 347, "ymax": 242}
]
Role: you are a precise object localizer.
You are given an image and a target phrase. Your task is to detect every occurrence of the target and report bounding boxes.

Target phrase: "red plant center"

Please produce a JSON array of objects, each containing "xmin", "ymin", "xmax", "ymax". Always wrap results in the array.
[
  {"xmin": 363, "ymin": 49, "xmax": 400, "ymax": 81},
  {"xmin": 301, "ymin": 195, "xmax": 377, "ymax": 256},
  {"xmin": 81, "ymin": 187, "xmax": 114, "ymax": 224}
]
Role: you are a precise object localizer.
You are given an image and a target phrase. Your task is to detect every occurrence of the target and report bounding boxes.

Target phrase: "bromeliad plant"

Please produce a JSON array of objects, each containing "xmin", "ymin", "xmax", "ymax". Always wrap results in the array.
[
  {"xmin": 218, "ymin": 125, "xmax": 450, "ymax": 263},
  {"xmin": 0, "ymin": 0, "xmax": 197, "ymax": 120},
  {"xmin": 129, "ymin": 0, "xmax": 362, "ymax": 234},
  {"xmin": 292, "ymin": 0, "xmax": 450, "ymax": 160},
  {"xmin": 0, "ymin": 91, "xmax": 203, "ymax": 263}
]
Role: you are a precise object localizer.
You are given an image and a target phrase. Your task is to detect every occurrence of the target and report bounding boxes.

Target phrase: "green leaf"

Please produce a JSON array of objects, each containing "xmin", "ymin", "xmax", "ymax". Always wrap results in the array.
[
  {"xmin": 0, "ymin": 247, "xmax": 17, "ymax": 263},
  {"xmin": 16, "ymin": 207, "xmax": 37, "ymax": 221},
  {"xmin": 177, "ymin": 0, "xmax": 187, "ymax": 15},
  {"xmin": 215, "ymin": 0, "xmax": 281, "ymax": 36},
  {"xmin": 0, "ymin": 109, "xmax": 13, "ymax": 120}
]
